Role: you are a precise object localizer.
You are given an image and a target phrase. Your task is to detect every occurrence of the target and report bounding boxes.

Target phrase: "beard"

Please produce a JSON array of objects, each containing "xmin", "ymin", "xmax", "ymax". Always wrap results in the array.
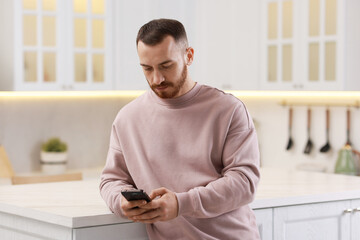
[{"xmin": 148, "ymin": 65, "xmax": 188, "ymax": 99}]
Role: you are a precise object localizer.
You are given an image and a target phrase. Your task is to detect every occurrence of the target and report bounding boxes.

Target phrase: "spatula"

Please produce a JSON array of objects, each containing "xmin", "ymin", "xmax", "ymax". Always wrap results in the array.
[
  {"xmin": 320, "ymin": 108, "xmax": 331, "ymax": 153},
  {"xmin": 304, "ymin": 108, "xmax": 313, "ymax": 154}
]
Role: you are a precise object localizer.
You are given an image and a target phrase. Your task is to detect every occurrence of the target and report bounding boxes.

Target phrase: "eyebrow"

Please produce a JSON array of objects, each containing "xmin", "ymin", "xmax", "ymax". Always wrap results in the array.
[{"xmin": 140, "ymin": 60, "xmax": 173, "ymax": 68}]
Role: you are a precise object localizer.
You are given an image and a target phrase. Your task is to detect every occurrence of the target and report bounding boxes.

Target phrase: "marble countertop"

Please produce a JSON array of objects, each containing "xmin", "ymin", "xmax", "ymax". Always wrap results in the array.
[
  {"xmin": 251, "ymin": 168, "xmax": 360, "ymax": 209},
  {"xmin": 1, "ymin": 168, "xmax": 360, "ymax": 228}
]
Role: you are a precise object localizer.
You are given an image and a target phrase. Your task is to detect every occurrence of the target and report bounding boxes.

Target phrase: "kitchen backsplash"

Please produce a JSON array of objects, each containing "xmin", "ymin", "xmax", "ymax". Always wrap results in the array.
[{"xmin": 1, "ymin": 92, "xmax": 360, "ymax": 174}]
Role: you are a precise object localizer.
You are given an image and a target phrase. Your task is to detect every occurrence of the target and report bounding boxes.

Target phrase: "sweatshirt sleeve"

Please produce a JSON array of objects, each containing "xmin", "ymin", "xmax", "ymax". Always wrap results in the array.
[
  {"xmin": 175, "ymin": 103, "xmax": 260, "ymax": 218},
  {"xmin": 99, "ymin": 124, "xmax": 136, "ymax": 217}
]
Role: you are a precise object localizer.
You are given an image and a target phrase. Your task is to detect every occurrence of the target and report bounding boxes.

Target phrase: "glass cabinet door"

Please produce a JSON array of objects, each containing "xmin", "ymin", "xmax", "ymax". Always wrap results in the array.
[
  {"xmin": 260, "ymin": 0, "xmax": 343, "ymax": 91},
  {"xmin": 306, "ymin": 0, "xmax": 341, "ymax": 86},
  {"xmin": 14, "ymin": 0, "xmax": 113, "ymax": 91},
  {"xmin": 261, "ymin": 0, "xmax": 296, "ymax": 90},
  {"xmin": 16, "ymin": 0, "xmax": 61, "ymax": 90},
  {"xmin": 70, "ymin": 0, "xmax": 112, "ymax": 90}
]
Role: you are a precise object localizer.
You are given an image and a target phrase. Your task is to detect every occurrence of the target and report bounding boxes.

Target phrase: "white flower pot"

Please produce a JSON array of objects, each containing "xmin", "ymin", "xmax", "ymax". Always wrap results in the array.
[{"xmin": 40, "ymin": 151, "xmax": 68, "ymax": 174}]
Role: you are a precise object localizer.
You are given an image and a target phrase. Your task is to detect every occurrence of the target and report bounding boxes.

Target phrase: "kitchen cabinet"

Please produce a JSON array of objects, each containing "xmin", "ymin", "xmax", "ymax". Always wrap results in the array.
[
  {"xmin": 273, "ymin": 200, "xmax": 351, "ymax": 240},
  {"xmin": 13, "ymin": 0, "xmax": 114, "ymax": 91},
  {"xmin": 2, "ymin": 168, "xmax": 360, "ymax": 240},
  {"xmin": 254, "ymin": 208, "xmax": 273, "ymax": 240},
  {"xmin": 350, "ymin": 199, "xmax": 360, "ymax": 239},
  {"xmin": 114, "ymin": 0, "xmax": 198, "ymax": 90},
  {"xmin": 260, "ymin": 0, "xmax": 360, "ymax": 91},
  {"xmin": 114, "ymin": 0, "xmax": 261, "ymax": 91},
  {"xmin": 192, "ymin": 0, "xmax": 261, "ymax": 91},
  {"xmin": 73, "ymin": 222, "xmax": 148, "ymax": 240},
  {"xmin": 255, "ymin": 199, "xmax": 360, "ymax": 240}
]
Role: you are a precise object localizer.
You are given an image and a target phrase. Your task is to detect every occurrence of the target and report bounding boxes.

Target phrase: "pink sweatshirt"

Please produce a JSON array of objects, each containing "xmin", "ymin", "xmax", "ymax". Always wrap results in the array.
[{"xmin": 100, "ymin": 83, "xmax": 261, "ymax": 240}]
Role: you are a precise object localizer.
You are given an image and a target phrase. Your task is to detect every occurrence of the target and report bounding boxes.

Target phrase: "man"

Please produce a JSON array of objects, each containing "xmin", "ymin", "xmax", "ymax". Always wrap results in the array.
[{"xmin": 100, "ymin": 19, "xmax": 260, "ymax": 239}]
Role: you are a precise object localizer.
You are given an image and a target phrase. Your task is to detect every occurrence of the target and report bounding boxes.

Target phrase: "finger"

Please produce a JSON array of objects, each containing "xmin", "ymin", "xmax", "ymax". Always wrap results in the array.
[
  {"xmin": 122, "ymin": 199, "xmax": 148, "ymax": 210},
  {"xmin": 125, "ymin": 207, "xmax": 151, "ymax": 218},
  {"xmin": 136, "ymin": 216, "xmax": 162, "ymax": 224},
  {"xmin": 131, "ymin": 208, "xmax": 161, "ymax": 221},
  {"xmin": 149, "ymin": 187, "xmax": 168, "ymax": 199},
  {"xmin": 138, "ymin": 199, "xmax": 161, "ymax": 210}
]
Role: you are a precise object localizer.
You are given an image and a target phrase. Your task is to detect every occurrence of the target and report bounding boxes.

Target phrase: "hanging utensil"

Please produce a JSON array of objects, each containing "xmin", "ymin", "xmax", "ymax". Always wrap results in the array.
[
  {"xmin": 346, "ymin": 108, "xmax": 351, "ymax": 146},
  {"xmin": 304, "ymin": 108, "xmax": 313, "ymax": 154},
  {"xmin": 334, "ymin": 108, "xmax": 357, "ymax": 175},
  {"xmin": 286, "ymin": 107, "xmax": 294, "ymax": 150},
  {"xmin": 320, "ymin": 108, "xmax": 331, "ymax": 153}
]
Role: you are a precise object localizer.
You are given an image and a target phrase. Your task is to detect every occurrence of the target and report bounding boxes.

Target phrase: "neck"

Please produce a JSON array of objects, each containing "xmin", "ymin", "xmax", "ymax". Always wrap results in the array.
[{"xmin": 177, "ymin": 77, "xmax": 196, "ymax": 98}]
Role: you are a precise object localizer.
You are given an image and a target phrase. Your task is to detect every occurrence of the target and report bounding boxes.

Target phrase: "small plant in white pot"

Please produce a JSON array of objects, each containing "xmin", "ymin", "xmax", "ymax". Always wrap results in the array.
[{"xmin": 41, "ymin": 138, "xmax": 68, "ymax": 174}]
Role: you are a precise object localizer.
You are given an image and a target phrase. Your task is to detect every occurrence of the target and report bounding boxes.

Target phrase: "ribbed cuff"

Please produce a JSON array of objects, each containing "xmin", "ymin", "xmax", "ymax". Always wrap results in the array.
[{"xmin": 175, "ymin": 192, "xmax": 194, "ymax": 217}]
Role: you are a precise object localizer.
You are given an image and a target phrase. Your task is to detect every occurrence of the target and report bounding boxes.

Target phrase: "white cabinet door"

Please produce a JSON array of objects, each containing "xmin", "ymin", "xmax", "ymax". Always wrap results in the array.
[
  {"xmin": 351, "ymin": 199, "xmax": 360, "ymax": 240},
  {"xmin": 254, "ymin": 208, "xmax": 273, "ymax": 240},
  {"xmin": 195, "ymin": 0, "xmax": 260, "ymax": 91},
  {"xmin": 114, "ymin": 0, "xmax": 198, "ymax": 90},
  {"xmin": 273, "ymin": 200, "xmax": 351, "ymax": 240}
]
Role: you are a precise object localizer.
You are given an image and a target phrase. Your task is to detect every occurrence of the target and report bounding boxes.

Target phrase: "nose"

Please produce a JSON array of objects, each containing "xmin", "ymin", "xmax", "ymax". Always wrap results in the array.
[{"xmin": 153, "ymin": 69, "xmax": 165, "ymax": 85}]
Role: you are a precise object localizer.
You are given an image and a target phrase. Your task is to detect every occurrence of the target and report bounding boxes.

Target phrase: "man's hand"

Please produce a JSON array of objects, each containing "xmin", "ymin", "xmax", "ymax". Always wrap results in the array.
[
  {"xmin": 120, "ymin": 195, "xmax": 150, "ymax": 219},
  {"xmin": 127, "ymin": 187, "xmax": 179, "ymax": 224}
]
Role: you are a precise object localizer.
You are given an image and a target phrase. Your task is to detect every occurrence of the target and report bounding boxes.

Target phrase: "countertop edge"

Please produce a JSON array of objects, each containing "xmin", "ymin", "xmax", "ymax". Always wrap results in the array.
[{"xmin": 251, "ymin": 189, "xmax": 360, "ymax": 209}]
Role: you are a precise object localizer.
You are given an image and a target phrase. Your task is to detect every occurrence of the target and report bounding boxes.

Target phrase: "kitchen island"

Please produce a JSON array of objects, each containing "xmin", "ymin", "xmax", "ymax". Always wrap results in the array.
[{"xmin": 1, "ymin": 168, "xmax": 360, "ymax": 240}]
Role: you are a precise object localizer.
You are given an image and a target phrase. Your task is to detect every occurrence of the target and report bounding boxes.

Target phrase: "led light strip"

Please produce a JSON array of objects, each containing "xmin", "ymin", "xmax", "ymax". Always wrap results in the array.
[{"xmin": 0, "ymin": 90, "xmax": 360, "ymax": 99}]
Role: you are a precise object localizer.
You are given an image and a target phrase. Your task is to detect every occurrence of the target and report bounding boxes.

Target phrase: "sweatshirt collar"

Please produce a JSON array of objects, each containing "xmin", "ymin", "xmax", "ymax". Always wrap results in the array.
[{"xmin": 149, "ymin": 82, "xmax": 202, "ymax": 107}]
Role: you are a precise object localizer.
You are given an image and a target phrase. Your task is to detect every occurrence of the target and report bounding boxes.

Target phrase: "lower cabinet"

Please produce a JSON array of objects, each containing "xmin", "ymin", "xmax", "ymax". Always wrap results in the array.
[
  {"xmin": 273, "ymin": 201, "xmax": 351, "ymax": 240},
  {"xmin": 255, "ymin": 199, "xmax": 360, "ymax": 240},
  {"xmin": 254, "ymin": 208, "xmax": 273, "ymax": 240},
  {"xmin": 351, "ymin": 199, "xmax": 360, "ymax": 239},
  {"xmin": 72, "ymin": 200, "xmax": 360, "ymax": 240},
  {"xmin": 73, "ymin": 222, "xmax": 148, "ymax": 240}
]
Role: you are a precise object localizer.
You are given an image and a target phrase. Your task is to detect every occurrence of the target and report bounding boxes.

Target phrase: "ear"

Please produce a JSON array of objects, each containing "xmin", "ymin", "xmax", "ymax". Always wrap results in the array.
[{"xmin": 185, "ymin": 47, "xmax": 194, "ymax": 66}]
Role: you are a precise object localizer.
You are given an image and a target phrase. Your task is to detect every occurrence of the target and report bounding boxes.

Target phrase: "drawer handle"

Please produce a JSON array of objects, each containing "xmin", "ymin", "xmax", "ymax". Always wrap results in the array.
[{"xmin": 344, "ymin": 209, "xmax": 353, "ymax": 213}]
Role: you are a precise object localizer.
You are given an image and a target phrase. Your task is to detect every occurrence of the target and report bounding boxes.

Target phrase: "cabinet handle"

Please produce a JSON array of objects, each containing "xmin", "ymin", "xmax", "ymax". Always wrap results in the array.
[
  {"xmin": 344, "ymin": 208, "xmax": 353, "ymax": 213},
  {"xmin": 353, "ymin": 207, "xmax": 360, "ymax": 212}
]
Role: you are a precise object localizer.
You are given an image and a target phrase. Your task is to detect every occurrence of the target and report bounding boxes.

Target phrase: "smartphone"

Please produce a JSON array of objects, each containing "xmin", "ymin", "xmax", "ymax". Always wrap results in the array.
[{"xmin": 121, "ymin": 189, "xmax": 151, "ymax": 202}]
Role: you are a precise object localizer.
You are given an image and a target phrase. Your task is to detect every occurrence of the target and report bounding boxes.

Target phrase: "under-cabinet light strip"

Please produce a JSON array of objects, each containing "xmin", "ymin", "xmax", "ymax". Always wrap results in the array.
[{"xmin": 0, "ymin": 91, "xmax": 360, "ymax": 99}]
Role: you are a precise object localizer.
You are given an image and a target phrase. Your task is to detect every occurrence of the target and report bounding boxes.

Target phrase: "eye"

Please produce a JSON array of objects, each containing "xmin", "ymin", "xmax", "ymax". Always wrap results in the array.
[
  {"xmin": 161, "ymin": 64, "xmax": 172, "ymax": 70},
  {"xmin": 143, "ymin": 67, "xmax": 152, "ymax": 72}
]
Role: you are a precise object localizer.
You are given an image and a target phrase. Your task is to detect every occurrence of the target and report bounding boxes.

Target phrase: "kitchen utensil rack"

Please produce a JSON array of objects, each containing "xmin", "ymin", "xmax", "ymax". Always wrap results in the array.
[{"xmin": 279, "ymin": 100, "xmax": 360, "ymax": 108}]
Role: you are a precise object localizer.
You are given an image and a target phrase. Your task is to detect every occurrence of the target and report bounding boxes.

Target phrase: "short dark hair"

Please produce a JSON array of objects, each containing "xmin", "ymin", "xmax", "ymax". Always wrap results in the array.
[{"xmin": 136, "ymin": 18, "xmax": 188, "ymax": 48}]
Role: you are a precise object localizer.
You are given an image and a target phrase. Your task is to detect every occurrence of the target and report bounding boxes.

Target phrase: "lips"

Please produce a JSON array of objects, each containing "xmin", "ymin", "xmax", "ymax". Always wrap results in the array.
[{"xmin": 156, "ymin": 86, "xmax": 168, "ymax": 91}]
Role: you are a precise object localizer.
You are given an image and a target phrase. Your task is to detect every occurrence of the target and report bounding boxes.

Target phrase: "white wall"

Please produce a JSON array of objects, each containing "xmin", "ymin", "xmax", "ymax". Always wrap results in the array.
[
  {"xmin": 0, "ymin": 97, "xmax": 129, "ymax": 172},
  {"xmin": 246, "ymin": 99, "xmax": 360, "ymax": 172},
  {"xmin": 2, "ymin": 94, "xmax": 360, "ymax": 174}
]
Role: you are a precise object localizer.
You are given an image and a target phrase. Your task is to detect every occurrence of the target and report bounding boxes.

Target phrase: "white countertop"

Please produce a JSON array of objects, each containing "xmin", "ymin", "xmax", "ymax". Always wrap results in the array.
[
  {"xmin": 1, "ymin": 168, "xmax": 360, "ymax": 228},
  {"xmin": 251, "ymin": 168, "xmax": 360, "ymax": 209}
]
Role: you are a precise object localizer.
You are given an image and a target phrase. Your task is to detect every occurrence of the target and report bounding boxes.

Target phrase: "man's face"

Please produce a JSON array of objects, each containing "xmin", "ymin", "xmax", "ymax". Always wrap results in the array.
[{"xmin": 137, "ymin": 36, "xmax": 189, "ymax": 99}]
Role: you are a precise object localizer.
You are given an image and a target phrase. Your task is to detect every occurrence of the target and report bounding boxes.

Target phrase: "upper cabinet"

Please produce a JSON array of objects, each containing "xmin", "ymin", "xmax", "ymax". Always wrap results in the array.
[
  {"xmin": 1, "ymin": 0, "xmax": 359, "ymax": 91},
  {"xmin": 13, "ymin": 0, "xmax": 114, "ymax": 91},
  {"xmin": 113, "ymin": 0, "xmax": 198, "ymax": 90},
  {"xmin": 260, "ymin": 0, "xmax": 360, "ymax": 91},
  {"xmin": 113, "ymin": 0, "xmax": 260, "ymax": 91}
]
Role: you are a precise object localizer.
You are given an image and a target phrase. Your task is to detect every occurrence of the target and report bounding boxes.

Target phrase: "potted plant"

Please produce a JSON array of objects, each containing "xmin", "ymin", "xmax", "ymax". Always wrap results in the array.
[{"xmin": 41, "ymin": 137, "xmax": 68, "ymax": 174}]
